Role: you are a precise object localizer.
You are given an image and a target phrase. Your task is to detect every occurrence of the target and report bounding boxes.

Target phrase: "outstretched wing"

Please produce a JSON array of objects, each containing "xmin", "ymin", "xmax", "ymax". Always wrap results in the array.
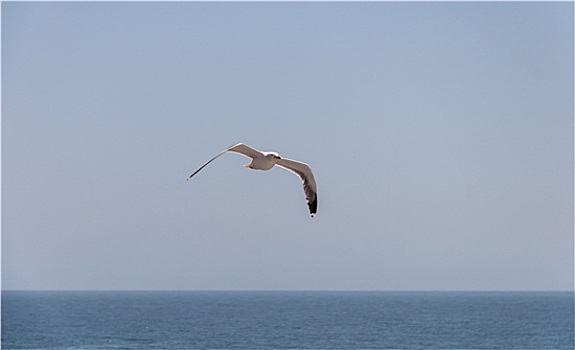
[
  {"xmin": 275, "ymin": 158, "xmax": 318, "ymax": 217},
  {"xmin": 187, "ymin": 143, "xmax": 263, "ymax": 180},
  {"xmin": 227, "ymin": 143, "xmax": 264, "ymax": 159}
]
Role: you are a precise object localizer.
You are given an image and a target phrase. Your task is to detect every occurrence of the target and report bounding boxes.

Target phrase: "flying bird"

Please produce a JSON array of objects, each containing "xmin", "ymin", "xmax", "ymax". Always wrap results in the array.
[{"xmin": 187, "ymin": 143, "xmax": 317, "ymax": 217}]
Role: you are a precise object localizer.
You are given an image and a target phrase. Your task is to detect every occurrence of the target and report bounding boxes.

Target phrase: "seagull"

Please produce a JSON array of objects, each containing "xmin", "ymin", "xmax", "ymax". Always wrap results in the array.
[{"xmin": 187, "ymin": 143, "xmax": 317, "ymax": 217}]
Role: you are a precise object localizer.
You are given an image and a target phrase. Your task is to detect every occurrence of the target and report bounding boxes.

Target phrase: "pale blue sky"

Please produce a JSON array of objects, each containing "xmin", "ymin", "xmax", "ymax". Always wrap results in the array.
[{"xmin": 2, "ymin": 2, "xmax": 573, "ymax": 291}]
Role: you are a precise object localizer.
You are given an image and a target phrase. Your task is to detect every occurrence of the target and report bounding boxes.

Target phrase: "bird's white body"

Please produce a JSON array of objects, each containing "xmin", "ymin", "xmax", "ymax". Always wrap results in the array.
[
  {"xmin": 187, "ymin": 143, "xmax": 318, "ymax": 217},
  {"xmin": 246, "ymin": 152, "xmax": 280, "ymax": 170}
]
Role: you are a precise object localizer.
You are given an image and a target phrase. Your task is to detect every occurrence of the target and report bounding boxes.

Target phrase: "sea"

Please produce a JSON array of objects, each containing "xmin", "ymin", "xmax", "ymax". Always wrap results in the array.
[{"xmin": 1, "ymin": 291, "xmax": 573, "ymax": 350}]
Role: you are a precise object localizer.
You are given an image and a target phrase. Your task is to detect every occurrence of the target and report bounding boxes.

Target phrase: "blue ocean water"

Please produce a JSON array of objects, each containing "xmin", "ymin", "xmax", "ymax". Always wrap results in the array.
[{"xmin": 1, "ymin": 291, "xmax": 573, "ymax": 350}]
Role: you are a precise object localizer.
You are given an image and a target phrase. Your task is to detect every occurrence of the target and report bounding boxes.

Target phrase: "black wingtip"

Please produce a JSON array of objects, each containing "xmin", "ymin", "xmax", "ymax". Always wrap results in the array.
[{"xmin": 308, "ymin": 196, "xmax": 317, "ymax": 217}]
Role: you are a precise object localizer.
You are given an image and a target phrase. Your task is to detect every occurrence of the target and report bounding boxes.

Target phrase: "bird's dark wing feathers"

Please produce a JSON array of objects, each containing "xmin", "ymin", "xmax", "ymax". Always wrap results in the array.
[
  {"xmin": 275, "ymin": 158, "xmax": 318, "ymax": 217},
  {"xmin": 187, "ymin": 149, "xmax": 228, "ymax": 180},
  {"xmin": 187, "ymin": 143, "xmax": 263, "ymax": 180}
]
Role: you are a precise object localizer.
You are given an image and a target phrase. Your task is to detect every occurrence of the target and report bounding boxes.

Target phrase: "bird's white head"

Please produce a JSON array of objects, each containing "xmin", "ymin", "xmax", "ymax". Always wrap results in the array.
[{"xmin": 265, "ymin": 152, "xmax": 281, "ymax": 160}]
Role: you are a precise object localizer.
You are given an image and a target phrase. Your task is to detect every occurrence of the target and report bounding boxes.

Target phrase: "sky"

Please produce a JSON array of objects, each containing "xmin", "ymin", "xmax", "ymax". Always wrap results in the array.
[{"xmin": 2, "ymin": 2, "xmax": 573, "ymax": 291}]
